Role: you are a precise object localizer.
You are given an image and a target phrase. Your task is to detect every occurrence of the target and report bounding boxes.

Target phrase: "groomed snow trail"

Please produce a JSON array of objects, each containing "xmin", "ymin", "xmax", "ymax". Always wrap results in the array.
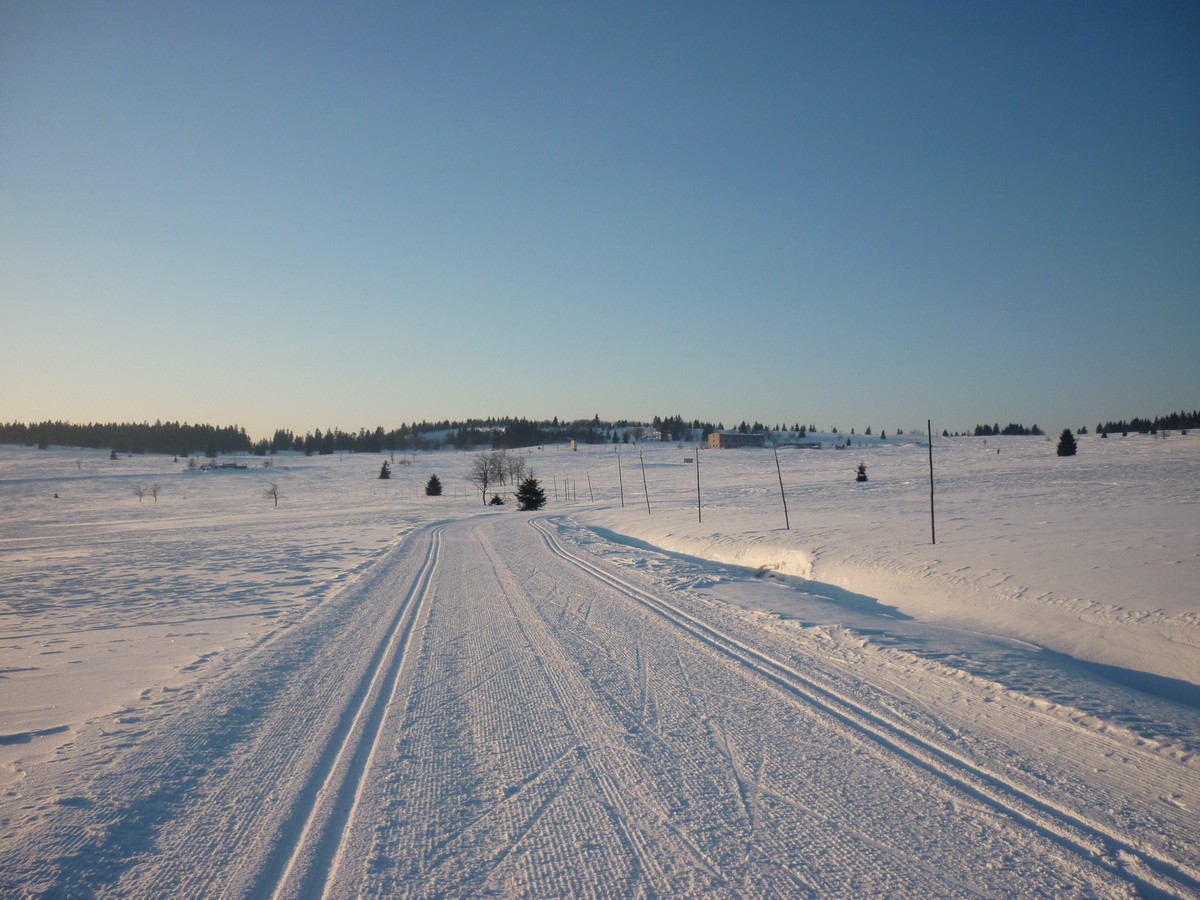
[{"xmin": 3, "ymin": 514, "xmax": 1196, "ymax": 897}]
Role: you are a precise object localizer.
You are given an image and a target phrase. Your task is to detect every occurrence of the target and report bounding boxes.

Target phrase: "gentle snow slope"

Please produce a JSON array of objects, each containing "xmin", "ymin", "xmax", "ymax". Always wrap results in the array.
[{"xmin": 0, "ymin": 437, "xmax": 1196, "ymax": 896}]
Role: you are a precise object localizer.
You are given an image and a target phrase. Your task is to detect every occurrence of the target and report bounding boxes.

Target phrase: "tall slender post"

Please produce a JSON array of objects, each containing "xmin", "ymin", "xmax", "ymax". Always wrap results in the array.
[
  {"xmin": 587, "ymin": 471, "xmax": 594, "ymax": 503},
  {"xmin": 928, "ymin": 419, "xmax": 936, "ymax": 545},
  {"xmin": 617, "ymin": 448, "xmax": 625, "ymax": 508},
  {"xmin": 773, "ymin": 441, "xmax": 790, "ymax": 530},
  {"xmin": 695, "ymin": 446, "xmax": 702, "ymax": 523},
  {"xmin": 639, "ymin": 450, "xmax": 651, "ymax": 515}
]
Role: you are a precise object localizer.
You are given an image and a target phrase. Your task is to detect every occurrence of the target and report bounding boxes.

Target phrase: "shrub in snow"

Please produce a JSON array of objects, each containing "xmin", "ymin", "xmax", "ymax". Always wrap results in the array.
[
  {"xmin": 855, "ymin": 462, "xmax": 868, "ymax": 482},
  {"xmin": 1056, "ymin": 429, "xmax": 1077, "ymax": 457},
  {"xmin": 489, "ymin": 493, "xmax": 505, "ymax": 506},
  {"xmin": 517, "ymin": 476, "xmax": 547, "ymax": 511}
]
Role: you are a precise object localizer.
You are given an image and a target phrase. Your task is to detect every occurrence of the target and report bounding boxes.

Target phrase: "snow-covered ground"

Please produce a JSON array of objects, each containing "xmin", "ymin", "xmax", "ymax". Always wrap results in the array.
[
  {"xmin": 581, "ymin": 432, "xmax": 1200, "ymax": 689},
  {"xmin": 0, "ymin": 435, "xmax": 1196, "ymax": 896}
]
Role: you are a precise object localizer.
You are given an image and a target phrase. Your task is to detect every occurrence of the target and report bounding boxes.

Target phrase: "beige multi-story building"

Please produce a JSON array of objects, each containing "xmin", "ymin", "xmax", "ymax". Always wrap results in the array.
[{"xmin": 707, "ymin": 431, "xmax": 766, "ymax": 449}]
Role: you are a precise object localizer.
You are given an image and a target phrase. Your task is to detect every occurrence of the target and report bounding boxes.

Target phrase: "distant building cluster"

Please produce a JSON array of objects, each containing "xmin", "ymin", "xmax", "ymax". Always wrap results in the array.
[{"xmin": 707, "ymin": 431, "xmax": 766, "ymax": 449}]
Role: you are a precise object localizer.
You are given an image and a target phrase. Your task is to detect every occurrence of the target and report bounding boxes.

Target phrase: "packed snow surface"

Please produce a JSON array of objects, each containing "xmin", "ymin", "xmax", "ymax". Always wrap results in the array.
[{"xmin": 0, "ymin": 435, "xmax": 1197, "ymax": 896}]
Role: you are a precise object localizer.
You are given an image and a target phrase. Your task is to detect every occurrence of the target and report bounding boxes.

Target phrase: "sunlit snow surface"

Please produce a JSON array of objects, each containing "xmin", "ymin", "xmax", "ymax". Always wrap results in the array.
[{"xmin": 1, "ymin": 435, "xmax": 1196, "ymax": 896}]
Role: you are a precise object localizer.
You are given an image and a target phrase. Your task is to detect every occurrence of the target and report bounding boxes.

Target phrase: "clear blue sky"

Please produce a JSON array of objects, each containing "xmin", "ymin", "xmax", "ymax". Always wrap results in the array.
[{"xmin": 3, "ymin": 1, "xmax": 1197, "ymax": 439}]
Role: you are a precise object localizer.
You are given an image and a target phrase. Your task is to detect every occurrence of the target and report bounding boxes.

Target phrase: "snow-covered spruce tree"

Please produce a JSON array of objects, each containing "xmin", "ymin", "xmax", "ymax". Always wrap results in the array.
[
  {"xmin": 425, "ymin": 474, "xmax": 443, "ymax": 496},
  {"xmin": 1056, "ymin": 428, "xmax": 1077, "ymax": 457},
  {"xmin": 855, "ymin": 462, "xmax": 868, "ymax": 482},
  {"xmin": 516, "ymin": 475, "xmax": 547, "ymax": 511},
  {"xmin": 379, "ymin": 460, "xmax": 391, "ymax": 479}
]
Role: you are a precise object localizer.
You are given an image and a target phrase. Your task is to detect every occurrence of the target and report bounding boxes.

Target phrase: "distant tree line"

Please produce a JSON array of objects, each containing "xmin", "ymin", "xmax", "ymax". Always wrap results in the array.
[
  {"xmin": 0, "ymin": 420, "xmax": 251, "ymax": 456},
  {"xmin": 973, "ymin": 423, "xmax": 1045, "ymax": 436},
  {"xmin": 261, "ymin": 416, "xmax": 670, "ymax": 456},
  {"xmin": 1096, "ymin": 410, "xmax": 1198, "ymax": 436},
  {"xmin": 8, "ymin": 408, "xmax": 1194, "ymax": 456},
  {"xmin": 0, "ymin": 415, "xmax": 715, "ymax": 457},
  {"xmin": 970, "ymin": 409, "xmax": 1198, "ymax": 439}
]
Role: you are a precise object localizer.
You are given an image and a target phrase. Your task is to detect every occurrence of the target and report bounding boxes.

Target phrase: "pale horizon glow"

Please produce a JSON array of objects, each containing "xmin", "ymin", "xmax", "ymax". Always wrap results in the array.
[{"xmin": 2, "ymin": 2, "xmax": 1197, "ymax": 441}]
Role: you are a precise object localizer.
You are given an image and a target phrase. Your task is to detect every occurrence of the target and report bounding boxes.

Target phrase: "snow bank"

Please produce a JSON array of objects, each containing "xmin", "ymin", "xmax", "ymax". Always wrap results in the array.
[{"xmin": 576, "ymin": 433, "xmax": 1200, "ymax": 687}]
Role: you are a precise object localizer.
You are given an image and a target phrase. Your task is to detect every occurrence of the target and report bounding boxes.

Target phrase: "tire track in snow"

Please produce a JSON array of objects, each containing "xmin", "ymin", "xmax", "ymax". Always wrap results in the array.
[
  {"xmin": 259, "ymin": 524, "xmax": 441, "ymax": 899},
  {"xmin": 532, "ymin": 517, "xmax": 1200, "ymax": 899}
]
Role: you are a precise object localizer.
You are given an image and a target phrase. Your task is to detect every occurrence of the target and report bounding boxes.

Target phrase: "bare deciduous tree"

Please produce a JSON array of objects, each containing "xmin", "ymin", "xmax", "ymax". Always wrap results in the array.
[
  {"xmin": 506, "ymin": 453, "xmax": 526, "ymax": 488},
  {"xmin": 133, "ymin": 485, "xmax": 146, "ymax": 502},
  {"xmin": 149, "ymin": 484, "xmax": 161, "ymax": 502},
  {"xmin": 488, "ymin": 449, "xmax": 506, "ymax": 485},
  {"xmin": 264, "ymin": 482, "xmax": 282, "ymax": 507},
  {"xmin": 468, "ymin": 453, "xmax": 492, "ymax": 505}
]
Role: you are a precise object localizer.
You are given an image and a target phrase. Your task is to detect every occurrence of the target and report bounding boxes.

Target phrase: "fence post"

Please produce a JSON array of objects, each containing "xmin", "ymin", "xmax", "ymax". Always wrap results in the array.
[
  {"xmin": 773, "ymin": 441, "xmax": 790, "ymax": 530},
  {"xmin": 928, "ymin": 419, "xmax": 936, "ymax": 545},
  {"xmin": 639, "ymin": 450, "xmax": 650, "ymax": 515}
]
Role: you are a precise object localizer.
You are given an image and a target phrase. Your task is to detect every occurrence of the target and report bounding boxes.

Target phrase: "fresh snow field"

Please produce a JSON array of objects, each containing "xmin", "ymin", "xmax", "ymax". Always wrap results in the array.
[{"xmin": 1, "ymin": 434, "xmax": 1197, "ymax": 897}]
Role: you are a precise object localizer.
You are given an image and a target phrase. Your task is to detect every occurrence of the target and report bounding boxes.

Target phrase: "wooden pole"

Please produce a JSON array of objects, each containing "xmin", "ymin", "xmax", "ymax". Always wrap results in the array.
[
  {"xmin": 617, "ymin": 448, "xmax": 625, "ymax": 508},
  {"xmin": 587, "ymin": 471, "xmax": 594, "ymax": 503},
  {"xmin": 695, "ymin": 446, "xmax": 702, "ymax": 523},
  {"xmin": 928, "ymin": 419, "xmax": 936, "ymax": 545},
  {"xmin": 773, "ymin": 441, "xmax": 790, "ymax": 530},
  {"xmin": 639, "ymin": 450, "xmax": 651, "ymax": 515}
]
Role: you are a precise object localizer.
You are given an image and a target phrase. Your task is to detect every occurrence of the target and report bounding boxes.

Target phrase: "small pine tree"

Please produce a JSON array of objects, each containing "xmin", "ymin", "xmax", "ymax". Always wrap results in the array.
[
  {"xmin": 425, "ymin": 474, "xmax": 443, "ymax": 496},
  {"xmin": 379, "ymin": 460, "xmax": 391, "ymax": 479},
  {"xmin": 1056, "ymin": 428, "xmax": 1077, "ymax": 457},
  {"xmin": 855, "ymin": 462, "xmax": 868, "ymax": 482},
  {"xmin": 516, "ymin": 475, "xmax": 547, "ymax": 511}
]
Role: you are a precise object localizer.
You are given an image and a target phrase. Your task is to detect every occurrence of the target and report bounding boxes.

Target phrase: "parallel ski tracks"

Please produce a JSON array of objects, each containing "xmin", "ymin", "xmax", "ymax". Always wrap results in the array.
[
  {"xmin": 531, "ymin": 517, "xmax": 1200, "ymax": 898},
  {"xmin": 259, "ymin": 524, "xmax": 442, "ymax": 899}
]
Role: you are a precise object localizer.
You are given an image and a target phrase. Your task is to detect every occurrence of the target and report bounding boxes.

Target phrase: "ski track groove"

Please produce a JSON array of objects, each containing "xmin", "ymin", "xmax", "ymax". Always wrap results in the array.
[
  {"xmin": 531, "ymin": 515, "xmax": 1200, "ymax": 898},
  {"xmin": 0, "ymin": 524, "xmax": 444, "ymax": 898},
  {"xmin": 265, "ymin": 525, "xmax": 442, "ymax": 899}
]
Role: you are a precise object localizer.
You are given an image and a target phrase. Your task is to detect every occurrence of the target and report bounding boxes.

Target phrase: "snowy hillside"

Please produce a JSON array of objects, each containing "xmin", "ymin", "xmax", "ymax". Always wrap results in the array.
[{"xmin": 581, "ymin": 432, "xmax": 1200, "ymax": 687}]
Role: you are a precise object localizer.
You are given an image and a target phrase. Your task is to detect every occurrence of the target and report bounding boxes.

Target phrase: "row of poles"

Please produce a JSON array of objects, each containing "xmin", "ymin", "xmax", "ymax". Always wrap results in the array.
[{"xmin": 602, "ymin": 419, "xmax": 938, "ymax": 546}]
